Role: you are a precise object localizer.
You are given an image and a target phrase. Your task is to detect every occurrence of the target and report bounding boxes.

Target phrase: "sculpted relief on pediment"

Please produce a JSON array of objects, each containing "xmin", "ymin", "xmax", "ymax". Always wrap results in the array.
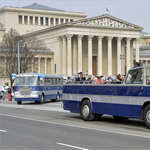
[{"xmin": 75, "ymin": 17, "xmax": 137, "ymax": 29}]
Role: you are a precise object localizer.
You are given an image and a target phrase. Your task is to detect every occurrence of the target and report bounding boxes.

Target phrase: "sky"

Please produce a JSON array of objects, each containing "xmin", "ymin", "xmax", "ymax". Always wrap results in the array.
[{"xmin": 0, "ymin": 0, "xmax": 150, "ymax": 33}]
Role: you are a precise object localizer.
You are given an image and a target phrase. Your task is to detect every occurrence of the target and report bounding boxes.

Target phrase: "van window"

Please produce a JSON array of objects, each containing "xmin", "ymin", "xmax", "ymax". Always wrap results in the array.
[
  {"xmin": 126, "ymin": 68, "xmax": 143, "ymax": 84},
  {"xmin": 146, "ymin": 68, "xmax": 150, "ymax": 85}
]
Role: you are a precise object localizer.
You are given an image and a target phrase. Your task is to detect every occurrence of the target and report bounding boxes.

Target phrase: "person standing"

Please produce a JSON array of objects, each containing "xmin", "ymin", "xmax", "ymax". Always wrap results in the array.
[
  {"xmin": 74, "ymin": 72, "xmax": 85, "ymax": 84},
  {"xmin": 8, "ymin": 87, "xmax": 12, "ymax": 101}
]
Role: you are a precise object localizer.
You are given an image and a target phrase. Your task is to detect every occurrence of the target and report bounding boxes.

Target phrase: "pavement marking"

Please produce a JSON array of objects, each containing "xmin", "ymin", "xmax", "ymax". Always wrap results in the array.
[
  {"xmin": 0, "ymin": 129, "xmax": 7, "ymax": 133},
  {"xmin": 57, "ymin": 142, "xmax": 89, "ymax": 150},
  {"xmin": 0, "ymin": 113, "xmax": 150, "ymax": 139}
]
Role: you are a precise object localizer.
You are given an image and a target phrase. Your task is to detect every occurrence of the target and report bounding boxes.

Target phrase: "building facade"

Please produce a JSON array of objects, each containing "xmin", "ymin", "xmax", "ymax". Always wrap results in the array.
[{"xmin": 25, "ymin": 14, "xmax": 143, "ymax": 76}]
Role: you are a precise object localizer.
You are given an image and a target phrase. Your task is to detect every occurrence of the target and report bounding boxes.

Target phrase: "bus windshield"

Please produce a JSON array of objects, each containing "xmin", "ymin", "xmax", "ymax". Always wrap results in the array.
[{"xmin": 16, "ymin": 76, "xmax": 37, "ymax": 86}]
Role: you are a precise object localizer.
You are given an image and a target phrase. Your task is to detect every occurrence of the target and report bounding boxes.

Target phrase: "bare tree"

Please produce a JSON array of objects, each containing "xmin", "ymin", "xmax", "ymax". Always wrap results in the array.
[{"xmin": 0, "ymin": 28, "xmax": 46, "ymax": 86}]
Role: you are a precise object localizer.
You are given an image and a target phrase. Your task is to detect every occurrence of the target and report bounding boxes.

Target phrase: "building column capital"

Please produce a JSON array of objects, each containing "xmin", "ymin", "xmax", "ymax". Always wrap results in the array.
[
  {"xmin": 77, "ymin": 35, "xmax": 84, "ymax": 40},
  {"xmin": 97, "ymin": 36, "xmax": 104, "ymax": 41},
  {"xmin": 126, "ymin": 37, "xmax": 132, "ymax": 43},
  {"xmin": 88, "ymin": 35, "xmax": 94, "ymax": 40},
  {"xmin": 116, "ymin": 37, "xmax": 123, "ymax": 42},
  {"xmin": 135, "ymin": 38, "xmax": 140, "ymax": 42},
  {"xmin": 66, "ymin": 34, "xmax": 73, "ymax": 40},
  {"xmin": 107, "ymin": 36, "xmax": 113, "ymax": 41},
  {"xmin": 61, "ymin": 35, "xmax": 66, "ymax": 40},
  {"xmin": 57, "ymin": 36, "xmax": 62, "ymax": 41}
]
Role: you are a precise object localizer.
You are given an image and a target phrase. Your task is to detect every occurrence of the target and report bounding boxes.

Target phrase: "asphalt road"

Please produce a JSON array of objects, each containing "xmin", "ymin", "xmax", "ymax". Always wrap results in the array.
[{"xmin": 0, "ymin": 99, "xmax": 150, "ymax": 150}]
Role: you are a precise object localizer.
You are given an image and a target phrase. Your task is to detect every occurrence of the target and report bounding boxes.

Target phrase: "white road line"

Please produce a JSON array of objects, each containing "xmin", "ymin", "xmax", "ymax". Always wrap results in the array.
[
  {"xmin": 0, "ymin": 113, "xmax": 149, "ymax": 139},
  {"xmin": 0, "ymin": 129, "xmax": 7, "ymax": 133},
  {"xmin": 57, "ymin": 142, "xmax": 89, "ymax": 150}
]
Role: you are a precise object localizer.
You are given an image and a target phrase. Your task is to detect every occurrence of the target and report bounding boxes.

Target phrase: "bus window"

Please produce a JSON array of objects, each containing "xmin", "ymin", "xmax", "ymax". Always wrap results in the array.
[
  {"xmin": 51, "ymin": 78, "xmax": 55, "ymax": 85},
  {"xmin": 16, "ymin": 77, "xmax": 26, "ymax": 86},
  {"xmin": 146, "ymin": 68, "xmax": 150, "ymax": 85},
  {"xmin": 47, "ymin": 78, "xmax": 51, "ymax": 85},
  {"xmin": 26, "ymin": 76, "xmax": 37, "ymax": 86},
  {"xmin": 126, "ymin": 68, "xmax": 143, "ymax": 84}
]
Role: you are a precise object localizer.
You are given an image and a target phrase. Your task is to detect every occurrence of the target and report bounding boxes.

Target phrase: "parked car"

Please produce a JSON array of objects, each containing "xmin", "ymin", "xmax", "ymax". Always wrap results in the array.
[{"xmin": 0, "ymin": 85, "xmax": 9, "ymax": 93}]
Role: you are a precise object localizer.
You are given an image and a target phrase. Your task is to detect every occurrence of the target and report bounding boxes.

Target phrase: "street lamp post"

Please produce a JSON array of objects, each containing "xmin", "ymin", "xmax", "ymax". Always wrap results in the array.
[{"xmin": 18, "ymin": 40, "xmax": 22, "ymax": 74}]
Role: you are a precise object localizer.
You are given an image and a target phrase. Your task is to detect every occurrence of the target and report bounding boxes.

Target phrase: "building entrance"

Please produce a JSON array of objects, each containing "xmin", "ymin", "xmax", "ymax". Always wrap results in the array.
[{"xmin": 92, "ymin": 56, "xmax": 97, "ymax": 76}]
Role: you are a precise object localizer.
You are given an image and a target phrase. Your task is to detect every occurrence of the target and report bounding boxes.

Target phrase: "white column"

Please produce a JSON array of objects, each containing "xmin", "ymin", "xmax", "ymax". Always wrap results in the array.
[
  {"xmin": 58, "ymin": 18, "xmax": 61, "ymax": 25},
  {"xmin": 45, "ymin": 58, "xmax": 47, "ymax": 74},
  {"xmin": 48, "ymin": 18, "xmax": 51, "ymax": 26},
  {"xmin": 66, "ymin": 34, "xmax": 73, "ymax": 76},
  {"xmin": 68, "ymin": 19, "xmax": 71, "ymax": 22},
  {"xmin": 62, "ymin": 36, "xmax": 67, "ymax": 75},
  {"xmin": 97, "ymin": 36, "xmax": 103, "ymax": 76},
  {"xmin": 22, "ymin": 15, "xmax": 24, "ymax": 24},
  {"xmin": 135, "ymin": 38, "xmax": 140, "ymax": 62},
  {"xmin": 38, "ymin": 17, "xmax": 40, "ymax": 25},
  {"xmin": 126, "ymin": 38, "xmax": 132, "ymax": 72},
  {"xmin": 57, "ymin": 36, "xmax": 62, "ymax": 75},
  {"xmin": 33, "ymin": 16, "xmax": 35, "ymax": 25},
  {"xmin": 73, "ymin": 37, "xmax": 78, "ymax": 75},
  {"xmin": 38, "ymin": 57, "xmax": 41, "ymax": 73},
  {"xmin": 107, "ymin": 36, "xmax": 113, "ymax": 76},
  {"xmin": 43, "ymin": 17, "xmax": 46, "ymax": 26},
  {"xmin": 27, "ymin": 16, "xmax": 30, "ymax": 25},
  {"xmin": 63, "ymin": 19, "xmax": 66, "ymax": 23},
  {"xmin": 53, "ymin": 18, "xmax": 56, "ymax": 26},
  {"xmin": 77, "ymin": 35, "xmax": 84, "ymax": 73},
  {"xmin": 88, "ymin": 35, "xmax": 94, "ymax": 75},
  {"xmin": 117, "ymin": 37, "xmax": 122, "ymax": 74}
]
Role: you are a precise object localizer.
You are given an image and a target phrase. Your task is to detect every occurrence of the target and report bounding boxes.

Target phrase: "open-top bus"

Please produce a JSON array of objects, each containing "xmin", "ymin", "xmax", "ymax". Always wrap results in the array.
[{"xmin": 63, "ymin": 65, "xmax": 150, "ymax": 129}]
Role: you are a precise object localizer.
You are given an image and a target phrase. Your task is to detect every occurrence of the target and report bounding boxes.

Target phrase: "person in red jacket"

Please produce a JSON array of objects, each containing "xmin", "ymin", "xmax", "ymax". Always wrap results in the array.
[{"xmin": 8, "ymin": 87, "xmax": 12, "ymax": 101}]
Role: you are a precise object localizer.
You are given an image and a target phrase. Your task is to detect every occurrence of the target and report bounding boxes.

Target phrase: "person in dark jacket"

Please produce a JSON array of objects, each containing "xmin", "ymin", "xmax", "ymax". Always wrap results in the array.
[{"xmin": 74, "ymin": 72, "xmax": 85, "ymax": 84}]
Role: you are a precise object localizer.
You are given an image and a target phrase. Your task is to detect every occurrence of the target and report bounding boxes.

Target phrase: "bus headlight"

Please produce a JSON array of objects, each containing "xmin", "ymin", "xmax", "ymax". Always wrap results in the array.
[
  {"xmin": 31, "ymin": 91, "xmax": 38, "ymax": 95},
  {"xmin": 15, "ymin": 91, "xmax": 20, "ymax": 95}
]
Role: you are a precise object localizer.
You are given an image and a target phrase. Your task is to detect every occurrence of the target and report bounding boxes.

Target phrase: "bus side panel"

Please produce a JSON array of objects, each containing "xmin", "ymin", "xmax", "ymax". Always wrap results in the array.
[{"xmin": 92, "ymin": 102, "xmax": 142, "ymax": 118}]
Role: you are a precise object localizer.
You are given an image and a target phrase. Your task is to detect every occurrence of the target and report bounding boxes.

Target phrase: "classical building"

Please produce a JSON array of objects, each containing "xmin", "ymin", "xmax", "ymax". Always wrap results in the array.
[
  {"xmin": 24, "ymin": 14, "xmax": 144, "ymax": 76},
  {"xmin": 0, "ymin": 3, "xmax": 150, "ymax": 84}
]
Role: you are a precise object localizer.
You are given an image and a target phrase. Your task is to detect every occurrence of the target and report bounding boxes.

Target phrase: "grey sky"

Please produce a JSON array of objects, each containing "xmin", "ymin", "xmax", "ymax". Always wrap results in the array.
[{"xmin": 0, "ymin": 0, "xmax": 150, "ymax": 33}]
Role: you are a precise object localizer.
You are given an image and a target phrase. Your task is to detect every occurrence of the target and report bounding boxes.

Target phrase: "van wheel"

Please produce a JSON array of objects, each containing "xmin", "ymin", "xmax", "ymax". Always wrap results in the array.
[
  {"xmin": 80, "ymin": 100, "xmax": 95, "ymax": 121},
  {"xmin": 17, "ymin": 101, "xmax": 22, "ymax": 105},
  {"xmin": 144, "ymin": 105, "xmax": 150, "ymax": 129}
]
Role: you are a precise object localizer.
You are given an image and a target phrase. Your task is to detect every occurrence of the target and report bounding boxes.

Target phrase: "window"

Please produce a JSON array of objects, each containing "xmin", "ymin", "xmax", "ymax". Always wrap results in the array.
[
  {"xmin": 126, "ymin": 68, "xmax": 143, "ymax": 84},
  {"xmin": 146, "ymin": 68, "xmax": 150, "ymax": 85}
]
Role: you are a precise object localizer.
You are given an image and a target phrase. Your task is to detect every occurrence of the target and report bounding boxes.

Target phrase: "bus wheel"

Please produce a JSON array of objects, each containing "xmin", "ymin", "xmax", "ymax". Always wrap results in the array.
[
  {"xmin": 17, "ymin": 101, "xmax": 22, "ymax": 105},
  {"xmin": 39, "ymin": 94, "xmax": 44, "ymax": 104},
  {"xmin": 56, "ymin": 93, "xmax": 60, "ymax": 102},
  {"xmin": 144, "ymin": 105, "xmax": 150, "ymax": 129},
  {"xmin": 80, "ymin": 100, "xmax": 95, "ymax": 121},
  {"xmin": 113, "ymin": 116, "xmax": 129, "ymax": 120}
]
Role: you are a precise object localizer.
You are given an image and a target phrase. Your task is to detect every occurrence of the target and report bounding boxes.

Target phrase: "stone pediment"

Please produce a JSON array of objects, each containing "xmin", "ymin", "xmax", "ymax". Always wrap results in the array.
[{"xmin": 72, "ymin": 14, "xmax": 143, "ymax": 30}]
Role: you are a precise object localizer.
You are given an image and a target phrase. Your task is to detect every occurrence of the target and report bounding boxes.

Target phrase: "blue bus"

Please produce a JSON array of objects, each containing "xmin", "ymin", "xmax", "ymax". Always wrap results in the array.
[
  {"xmin": 12, "ymin": 73, "xmax": 63, "ymax": 104},
  {"xmin": 63, "ymin": 65, "xmax": 150, "ymax": 129}
]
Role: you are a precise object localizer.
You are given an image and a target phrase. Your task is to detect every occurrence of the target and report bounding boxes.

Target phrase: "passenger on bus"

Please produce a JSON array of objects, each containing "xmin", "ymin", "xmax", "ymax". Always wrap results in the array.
[
  {"xmin": 65, "ymin": 76, "xmax": 72, "ymax": 84},
  {"xmin": 84, "ymin": 75, "xmax": 92, "ymax": 84},
  {"xmin": 115, "ymin": 74, "xmax": 122, "ymax": 84},
  {"xmin": 74, "ymin": 72, "xmax": 85, "ymax": 84}
]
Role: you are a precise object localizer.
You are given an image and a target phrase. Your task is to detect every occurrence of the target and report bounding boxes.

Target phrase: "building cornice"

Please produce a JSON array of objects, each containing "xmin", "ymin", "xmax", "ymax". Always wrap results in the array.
[{"xmin": 0, "ymin": 7, "xmax": 87, "ymax": 18}]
